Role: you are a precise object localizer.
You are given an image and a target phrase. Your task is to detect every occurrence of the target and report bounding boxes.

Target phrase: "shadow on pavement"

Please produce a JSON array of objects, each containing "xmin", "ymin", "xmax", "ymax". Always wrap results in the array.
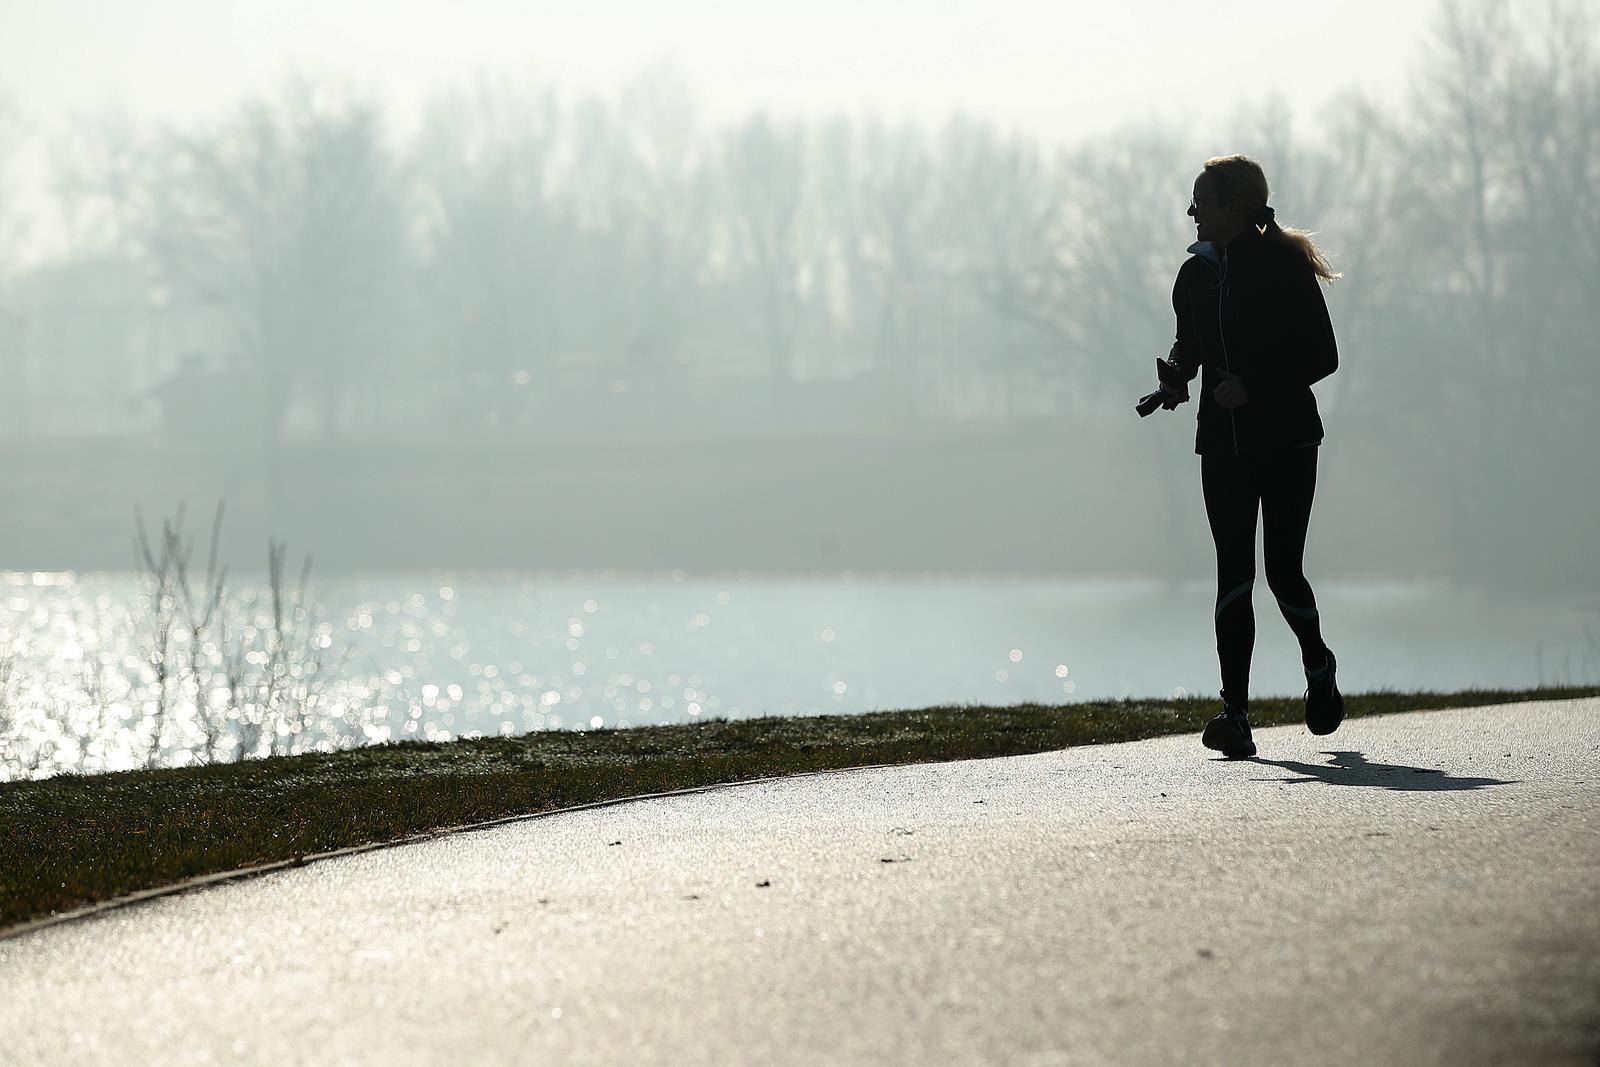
[{"xmin": 1244, "ymin": 750, "xmax": 1515, "ymax": 791}]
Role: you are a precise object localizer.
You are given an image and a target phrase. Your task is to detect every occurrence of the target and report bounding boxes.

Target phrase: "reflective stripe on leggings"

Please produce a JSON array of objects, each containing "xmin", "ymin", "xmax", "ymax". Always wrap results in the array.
[
  {"xmin": 1276, "ymin": 598, "xmax": 1319, "ymax": 620},
  {"xmin": 1214, "ymin": 578, "xmax": 1254, "ymax": 622}
]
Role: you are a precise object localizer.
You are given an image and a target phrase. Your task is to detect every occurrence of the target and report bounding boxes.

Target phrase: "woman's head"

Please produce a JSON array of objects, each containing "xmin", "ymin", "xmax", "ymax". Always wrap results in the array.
[
  {"xmin": 1188, "ymin": 155, "xmax": 1270, "ymax": 244},
  {"xmin": 1188, "ymin": 153, "xmax": 1339, "ymax": 282}
]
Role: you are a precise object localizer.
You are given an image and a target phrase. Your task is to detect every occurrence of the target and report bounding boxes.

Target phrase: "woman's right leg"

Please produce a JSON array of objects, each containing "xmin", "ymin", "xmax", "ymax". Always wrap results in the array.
[{"xmin": 1201, "ymin": 452, "xmax": 1260, "ymax": 705}]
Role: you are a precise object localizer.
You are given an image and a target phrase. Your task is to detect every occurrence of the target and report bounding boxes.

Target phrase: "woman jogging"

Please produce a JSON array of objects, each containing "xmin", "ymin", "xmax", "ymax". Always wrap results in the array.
[{"xmin": 1154, "ymin": 153, "xmax": 1343, "ymax": 758}]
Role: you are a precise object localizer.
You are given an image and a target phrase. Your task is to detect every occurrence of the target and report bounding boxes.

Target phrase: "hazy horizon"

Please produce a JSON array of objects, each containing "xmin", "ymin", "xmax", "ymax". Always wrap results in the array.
[{"xmin": 0, "ymin": 0, "xmax": 1594, "ymax": 589}]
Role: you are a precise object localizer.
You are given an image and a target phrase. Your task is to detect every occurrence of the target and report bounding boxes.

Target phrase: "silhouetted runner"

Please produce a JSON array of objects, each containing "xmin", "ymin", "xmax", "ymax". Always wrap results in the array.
[{"xmin": 1151, "ymin": 154, "xmax": 1344, "ymax": 758}]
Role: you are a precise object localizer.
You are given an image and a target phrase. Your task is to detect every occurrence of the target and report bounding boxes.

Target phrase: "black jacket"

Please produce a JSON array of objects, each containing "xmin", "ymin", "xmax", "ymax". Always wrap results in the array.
[{"xmin": 1169, "ymin": 224, "xmax": 1338, "ymax": 456}]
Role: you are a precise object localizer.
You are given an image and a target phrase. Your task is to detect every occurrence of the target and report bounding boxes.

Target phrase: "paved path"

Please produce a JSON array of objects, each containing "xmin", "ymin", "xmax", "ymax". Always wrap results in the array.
[{"xmin": 4, "ymin": 699, "xmax": 1598, "ymax": 1066}]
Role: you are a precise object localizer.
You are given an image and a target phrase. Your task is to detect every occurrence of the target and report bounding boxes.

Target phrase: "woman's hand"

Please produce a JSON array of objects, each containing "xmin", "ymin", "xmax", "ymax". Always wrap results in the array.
[
  {"xmin": 1212, "ymin": 367, "xmax": 1248, "ymax": 409},
  {"xmin": 1157, "ymin": 357, "xmax": 1188, "ymax": 403}
]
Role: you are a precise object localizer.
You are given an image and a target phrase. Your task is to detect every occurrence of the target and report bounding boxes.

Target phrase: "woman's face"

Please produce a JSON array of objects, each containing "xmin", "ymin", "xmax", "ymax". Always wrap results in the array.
[{"xmin": 1188, "ymin": 174, "xmax": 1242, "ymax": 245}]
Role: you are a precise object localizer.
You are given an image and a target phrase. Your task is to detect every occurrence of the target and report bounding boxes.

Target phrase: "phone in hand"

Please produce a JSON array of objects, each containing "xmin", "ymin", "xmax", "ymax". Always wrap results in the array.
[{"xmin": 1136, "ymin": 357, "xmax": 1188, "ymax": 417}]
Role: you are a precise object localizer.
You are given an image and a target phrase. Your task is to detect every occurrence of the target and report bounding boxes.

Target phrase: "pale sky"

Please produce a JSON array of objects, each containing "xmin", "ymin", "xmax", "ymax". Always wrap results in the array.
[
  {"xmin": 6, "ymin": 0, "xmax": 1440, "ymax": 139},
  {"xmin": 3, "ymin": 0, "xmax": 1444, "ymax": 259}
]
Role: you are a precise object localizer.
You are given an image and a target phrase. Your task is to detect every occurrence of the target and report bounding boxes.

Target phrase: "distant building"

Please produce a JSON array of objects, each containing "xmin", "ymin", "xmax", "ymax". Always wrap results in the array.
[{"xmin": 0, "ymin": 255, "xmax": 231, "ymax": 440}]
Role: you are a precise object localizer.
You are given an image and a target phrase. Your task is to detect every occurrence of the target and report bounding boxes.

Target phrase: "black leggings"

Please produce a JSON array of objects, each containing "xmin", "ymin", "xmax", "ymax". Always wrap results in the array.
[{"xmin": 1201, "ymin": 446, "xmax": 1328, "ymax": 705}]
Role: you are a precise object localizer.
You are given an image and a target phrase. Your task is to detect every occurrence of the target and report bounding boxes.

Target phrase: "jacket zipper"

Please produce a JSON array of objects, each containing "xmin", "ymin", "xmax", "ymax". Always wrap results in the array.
[{"xmin": 1217, "ymin": 252, "xmax": 1240, "ymax": 456}]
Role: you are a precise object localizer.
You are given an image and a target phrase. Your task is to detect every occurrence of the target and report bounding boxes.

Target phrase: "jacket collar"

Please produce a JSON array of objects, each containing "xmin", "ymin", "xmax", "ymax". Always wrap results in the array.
[
  {"xmin": 1226, "ymin": 223, "xmax": 1265, "ymax": 249},
  {"xmin": 1189, "ymin": 223, "xmax": 1264, "ymax": 265}
]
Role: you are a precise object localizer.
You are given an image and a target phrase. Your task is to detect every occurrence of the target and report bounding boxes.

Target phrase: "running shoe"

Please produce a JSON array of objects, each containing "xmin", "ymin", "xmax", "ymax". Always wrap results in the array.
[
  {"xmin": 1305, "ymin": 648, "xmax": 1344, "ymax": 736},
  {"xmin": 1202, "ymin": 701, "xmax": 1256, "ymax": 758}
]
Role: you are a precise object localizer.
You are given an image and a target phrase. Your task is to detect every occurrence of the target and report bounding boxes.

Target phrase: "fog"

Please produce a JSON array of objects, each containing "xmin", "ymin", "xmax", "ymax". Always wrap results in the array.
[{"xmin": 0, "ymin": 0, "xmax": 1595, "ymax": 592}]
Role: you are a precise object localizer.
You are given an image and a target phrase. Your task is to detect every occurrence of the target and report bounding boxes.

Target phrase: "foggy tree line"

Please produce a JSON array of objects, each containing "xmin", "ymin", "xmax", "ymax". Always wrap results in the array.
[
  {"xmin": 0, "ymin": 0, "xmax": 1595, "ymax": 579},
  {"xmin": 29, "ymin": 76, "xmax": 1082, "ymax": 438}
]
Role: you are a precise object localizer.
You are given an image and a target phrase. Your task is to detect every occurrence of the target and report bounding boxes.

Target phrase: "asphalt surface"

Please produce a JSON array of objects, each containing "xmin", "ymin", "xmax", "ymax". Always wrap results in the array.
[{"xmin": 3, "ymin": 699, "xmax": 1598, "ymax": 1066}]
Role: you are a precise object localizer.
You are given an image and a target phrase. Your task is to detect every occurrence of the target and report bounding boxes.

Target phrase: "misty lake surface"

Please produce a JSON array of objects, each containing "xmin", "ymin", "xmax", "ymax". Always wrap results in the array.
[{"xmin": 2, "ymin": 571, "xmax": 1597, "ymax": 780}]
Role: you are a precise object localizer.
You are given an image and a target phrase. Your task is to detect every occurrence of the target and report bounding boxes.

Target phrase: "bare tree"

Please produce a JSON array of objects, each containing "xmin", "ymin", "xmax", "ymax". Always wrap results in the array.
[
  {"xmin": 413, "ymin": 80, "xmax": 570, "ymax": 432},
  {"xmin": 51, "ymin": 105, "xmax": 149, "ymax": 255},
  {"xmin": 933, "ymin": 115, "xmax": 1065, "ymax": 417},
  {"xmin": 0, "ymin": 89, "xmax": 35, "ymax": 440},
  {"xmin": 135, "ymin": 81, "xmax": 408, "ymax": 444},
  {"xmin": 813, "ymin": 118, "xmax": 945, "ymax": 419},
  {"xmin": 716, "ymin": 114, "xmax": 817, "ymax": 404},
  {"xmin": 562, "ymin": 71, "xmax": 713, "ymax": 417},
  {"xmin": 1394, "ymin": 0, "xmax": 1600, "ymax": 583}
]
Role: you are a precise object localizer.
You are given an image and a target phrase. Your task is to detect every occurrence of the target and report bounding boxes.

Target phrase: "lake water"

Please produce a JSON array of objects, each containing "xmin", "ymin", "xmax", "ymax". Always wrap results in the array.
[{"xmin": 1, "ymin": 571, "xmax": 1596, "ymax": 780}]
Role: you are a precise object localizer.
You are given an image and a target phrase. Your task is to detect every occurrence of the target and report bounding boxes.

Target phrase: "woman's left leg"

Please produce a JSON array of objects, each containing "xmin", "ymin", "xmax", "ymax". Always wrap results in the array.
[{"xmin": 1260, "ymin": 446, "xmax": 1328, "ymax": 669}]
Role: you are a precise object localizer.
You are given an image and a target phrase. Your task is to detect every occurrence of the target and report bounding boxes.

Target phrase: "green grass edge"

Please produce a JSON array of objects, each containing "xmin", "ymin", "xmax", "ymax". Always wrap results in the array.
[{"xmin": 4, "ymin": 686, "xmax": 1597, "ymax": 932}]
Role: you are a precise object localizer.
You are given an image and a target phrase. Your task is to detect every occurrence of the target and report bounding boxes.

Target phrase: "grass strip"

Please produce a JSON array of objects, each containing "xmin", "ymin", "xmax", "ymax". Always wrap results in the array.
[{"xmin": 4, "ymin": 686, "xmax": 1596, "ymax": 932}]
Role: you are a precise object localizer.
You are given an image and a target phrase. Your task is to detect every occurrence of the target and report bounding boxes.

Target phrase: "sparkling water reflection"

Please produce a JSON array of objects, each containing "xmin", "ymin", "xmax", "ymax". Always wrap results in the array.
[{"xmin": 0, "ymin": 571, "xmax": 1595, "ymax": 780}]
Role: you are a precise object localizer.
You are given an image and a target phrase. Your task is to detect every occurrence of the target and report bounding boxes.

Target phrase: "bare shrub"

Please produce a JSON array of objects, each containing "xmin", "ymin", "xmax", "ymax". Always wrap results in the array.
[
  {"xmin": 133, "ymin": 509, "xmax": 181, "ymax": 767},
  {"xmin": 0, "ymin": 639, "xmax": 17, "ymax": 775},
  {"xmin": 132, "ymin": 503, "xmax": 349, "ymax": 766}
]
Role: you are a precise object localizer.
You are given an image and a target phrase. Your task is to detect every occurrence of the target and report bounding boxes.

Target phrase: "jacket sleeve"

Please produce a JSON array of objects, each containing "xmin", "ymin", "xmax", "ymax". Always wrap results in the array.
[
  {"xmin": 1167, "ymin": 265, "xmax": 1201, "ymax": 383},
  {"xmin": 1261, "ymin": 257, "xmax": 1337, "ymax": 389}
]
